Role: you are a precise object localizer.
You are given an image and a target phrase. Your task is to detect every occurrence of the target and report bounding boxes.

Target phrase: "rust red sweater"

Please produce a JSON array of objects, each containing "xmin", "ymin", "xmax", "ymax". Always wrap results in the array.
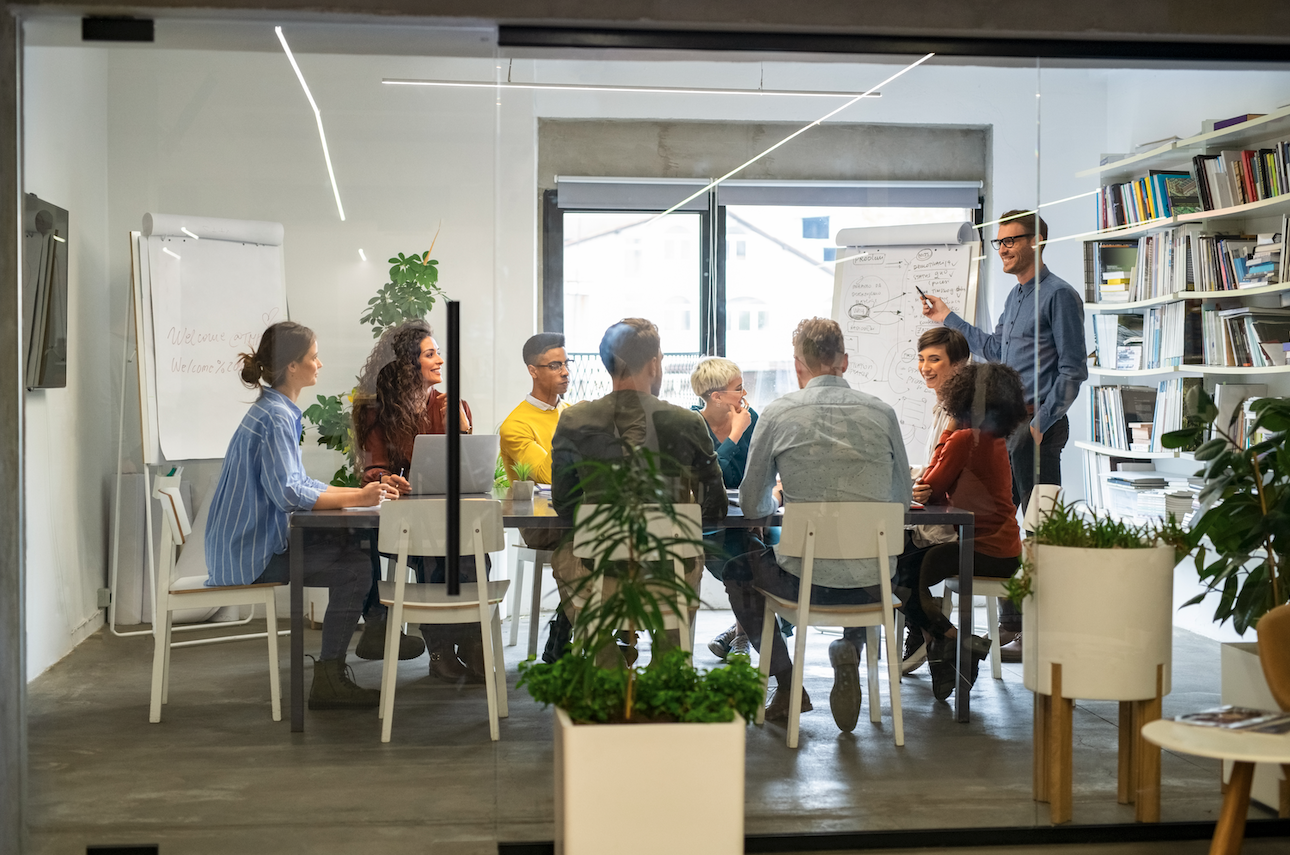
[{"xmin": 920, "ymin": 428, "xmax": 1021, "ymax": 559}]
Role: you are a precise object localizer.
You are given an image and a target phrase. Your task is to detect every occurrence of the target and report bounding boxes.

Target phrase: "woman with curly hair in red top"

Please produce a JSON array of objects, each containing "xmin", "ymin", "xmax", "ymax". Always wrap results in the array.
[
  {"xmin": 902, "ymin": 361, "xmax": 1029, "ymax": 702},
  {"xmin": 352, "ymin": 319, "xmax": 485, "ymax": 684}
]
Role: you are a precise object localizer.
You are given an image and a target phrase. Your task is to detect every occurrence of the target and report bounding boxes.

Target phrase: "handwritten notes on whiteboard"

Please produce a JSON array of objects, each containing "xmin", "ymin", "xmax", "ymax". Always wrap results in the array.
[
  {"xmin": 147, "ymin": 235, "xmax": 286, "ymax": 461},
  {"xmin": 832, "ymin": 244, "xmax": 974, "ymax": 466}
]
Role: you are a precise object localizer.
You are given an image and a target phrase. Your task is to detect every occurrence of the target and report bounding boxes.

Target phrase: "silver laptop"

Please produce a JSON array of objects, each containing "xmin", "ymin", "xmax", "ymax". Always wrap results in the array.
[{"xmin": 407, "ymin": 434, "xmax": 501, "ymax": 496}]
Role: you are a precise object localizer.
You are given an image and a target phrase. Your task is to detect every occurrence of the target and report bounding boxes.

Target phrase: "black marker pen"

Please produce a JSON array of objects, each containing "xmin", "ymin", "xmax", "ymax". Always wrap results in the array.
[{"xmin": 915, "ymin": 285, "xmax": 931, "ymax": 305}]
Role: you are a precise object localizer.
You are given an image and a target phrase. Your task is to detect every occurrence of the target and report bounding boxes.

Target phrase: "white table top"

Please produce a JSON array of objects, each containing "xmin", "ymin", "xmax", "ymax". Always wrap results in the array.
[{"xmin": 1142, "ymin": 719, "xmax": 1290, "ymax": 764}]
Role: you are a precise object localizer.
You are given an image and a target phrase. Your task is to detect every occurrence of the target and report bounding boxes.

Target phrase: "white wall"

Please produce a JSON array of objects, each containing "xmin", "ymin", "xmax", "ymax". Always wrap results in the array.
[{"xmin": 23, "ymin": 46, "xmax": 113, "ymax": 677}]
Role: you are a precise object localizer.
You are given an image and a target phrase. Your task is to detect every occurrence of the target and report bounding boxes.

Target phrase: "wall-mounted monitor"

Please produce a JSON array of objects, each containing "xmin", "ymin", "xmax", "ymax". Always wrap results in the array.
[{"xmin": 23, "ymin": 193, "xmax": 68, "ymax": 390}]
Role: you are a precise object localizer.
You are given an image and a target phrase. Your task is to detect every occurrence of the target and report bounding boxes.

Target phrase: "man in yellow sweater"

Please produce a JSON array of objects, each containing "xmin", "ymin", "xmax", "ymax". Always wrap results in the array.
[{"xmin": 500, "ymin": 333, "xmax": 571, "ymax": 484}]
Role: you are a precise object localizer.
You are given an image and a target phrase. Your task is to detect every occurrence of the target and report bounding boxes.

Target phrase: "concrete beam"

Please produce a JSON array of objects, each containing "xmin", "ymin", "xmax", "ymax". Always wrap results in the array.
[{"xmin": 0, "ymin": 8, "xmax": 25, "ymax": 855}]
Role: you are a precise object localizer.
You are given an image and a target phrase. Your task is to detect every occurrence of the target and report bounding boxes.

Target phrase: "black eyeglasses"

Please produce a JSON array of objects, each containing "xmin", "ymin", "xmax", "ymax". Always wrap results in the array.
[
  {"xmin": 990, "ymin": 234, "xmax": 1035, "ymax": 250},
  {"xmin": 538, "ymin": 360, "xmax": 570, "ymax": 372}
]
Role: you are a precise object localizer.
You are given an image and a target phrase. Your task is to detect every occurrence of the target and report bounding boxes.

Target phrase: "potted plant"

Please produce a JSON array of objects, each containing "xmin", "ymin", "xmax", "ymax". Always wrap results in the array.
[
  {"xmin": 1162, "ymin": 391, "xmax": 1290, "ymax": 811},
  {"xmin": 517, "ymin": 444, "xmax": 761, "ymax": 855},
  {"xmin": 510, "ymin": 461, "xmax": 536, "ymax": 503}
]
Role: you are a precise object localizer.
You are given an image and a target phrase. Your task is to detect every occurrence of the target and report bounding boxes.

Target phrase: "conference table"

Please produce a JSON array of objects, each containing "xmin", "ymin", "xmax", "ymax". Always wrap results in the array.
[{"xmin": 287, "ymin": 498, "xmax": 976, "ymax": 732}]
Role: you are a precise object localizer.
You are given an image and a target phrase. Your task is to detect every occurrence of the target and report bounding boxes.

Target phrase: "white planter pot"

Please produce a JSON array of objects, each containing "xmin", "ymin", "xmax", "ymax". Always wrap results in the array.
[
  {"xmin": 554, "ymin": 707, "xmax": 744, "ymax": 855},
  {"xmin": 1022, "ymin": 543, "xmax": 1175, "ymax": 701},
  {"xmin": 1221, "ymin": 641, "xmax": 1287, "ymax": 812}
]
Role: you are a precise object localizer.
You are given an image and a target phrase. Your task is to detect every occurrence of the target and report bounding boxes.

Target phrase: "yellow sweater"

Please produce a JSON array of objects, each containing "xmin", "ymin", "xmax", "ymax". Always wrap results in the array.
[{"xmin": 499, "ymin": 399, "xmax": 569, "ymax": 484}]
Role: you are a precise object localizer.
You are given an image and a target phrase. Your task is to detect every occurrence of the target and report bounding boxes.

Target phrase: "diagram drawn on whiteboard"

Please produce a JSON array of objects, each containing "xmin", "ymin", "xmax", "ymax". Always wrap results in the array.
[{"xmin": 832, "ymin": 243, "xmax": 976, "ymax": 465}]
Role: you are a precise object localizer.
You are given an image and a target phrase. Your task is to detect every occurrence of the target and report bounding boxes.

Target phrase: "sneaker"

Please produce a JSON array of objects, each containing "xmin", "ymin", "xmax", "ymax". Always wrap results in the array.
[
  {"xmin": 727, "ymin": 632, "xmax": 751, "ymax": 659},
  {"xmin": 354, "ymin": 619, "xmax": 426, "ymax": 661},
  {"xmin": 827, "ymin": 639, "xmax": 862, "ymax": 732},
  {"xmin": 707, "ymin": 624, "xmax": 738, "ymax": 660},
  {"xmin": 900, "ymin": 625, "xmax": 928, "ymax": 675},
  {"xmin": 764, "ymin": 685, "xmax": 813, "ymax": 723},
  {"xmin": 308, "ymin": 655, "xmax": 380, "ymax": 710}
]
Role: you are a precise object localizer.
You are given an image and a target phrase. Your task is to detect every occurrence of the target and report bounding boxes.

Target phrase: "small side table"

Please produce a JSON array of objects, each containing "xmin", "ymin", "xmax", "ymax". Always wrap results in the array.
[{"xmin": 1141, "ymin": 719, "xmax": 1290, "ymax": 855}]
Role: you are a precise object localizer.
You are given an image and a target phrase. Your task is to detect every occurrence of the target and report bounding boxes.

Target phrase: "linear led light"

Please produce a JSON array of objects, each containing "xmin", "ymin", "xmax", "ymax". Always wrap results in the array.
[
  {"xmin": 383, "ymin": 78, "xmax": 881, "ymax": 99},
  {"xmin": 358, "ymin": 248, "xmax": 367, "ymax": 261},
  {"xmin": 162, "ymin": 247, "xmax": 180, "ymax": 260},
  {"xmin": 51, "ymin": 234, "xmax": 66, "ymax": 243},
  {"xmin": 180, "ymin": 226, "xmax": 199, "ymax": 240},
  {"xmin": 652, "ymin": 53, "xmax": 934, "ymax": 221},
  {"xmin": 276, "ymin": 26, "xmax": 346, "ymax": 222}
]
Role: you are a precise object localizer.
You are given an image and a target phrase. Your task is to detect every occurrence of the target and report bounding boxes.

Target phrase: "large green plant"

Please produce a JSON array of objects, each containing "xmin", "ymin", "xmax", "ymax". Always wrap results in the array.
[
  {"xmin": 1162, "ymin": 391, "xmax": 1290, "ymax": 633},
  {"xmin": 517, "ymin": 444, "xmax": 761, "ymax": 724},
  {"xmin": 301, "ymin": 247, "xmax": 445, "ymax": 485}
]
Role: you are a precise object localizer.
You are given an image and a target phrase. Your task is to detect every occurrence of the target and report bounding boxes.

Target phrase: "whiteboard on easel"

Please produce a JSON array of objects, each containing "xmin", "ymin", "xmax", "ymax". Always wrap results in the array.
[
  {"xmin": 129, "ymin": 214, "xmax": 288, "ymax": 464},
  {"xmin": 831, "ymin": 221, "xmax": 979, "ymax": 466}
]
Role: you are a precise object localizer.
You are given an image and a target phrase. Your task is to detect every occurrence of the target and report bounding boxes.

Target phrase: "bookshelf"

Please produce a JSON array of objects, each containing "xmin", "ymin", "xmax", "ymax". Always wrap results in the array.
[{"xmin": 1075, "ymin": 114, "xmax": 1290, "ymax": 520}]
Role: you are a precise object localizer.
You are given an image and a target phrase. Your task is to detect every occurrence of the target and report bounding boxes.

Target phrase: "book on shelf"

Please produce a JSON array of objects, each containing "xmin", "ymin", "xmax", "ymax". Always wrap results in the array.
[
  {"xmin": 1092, "ymin": 314, "xmax": 1144, "ymax": 368},
  {"xmin": 1208, "ymin": 114, "xmax": 1268, "ymax": 132},
  {"xmin": 1088, "ymin": 384, "xmax": 1155, "ymax": 451},
  {"xmin": 1213, "ymin": 384, "xmax": 1266, "ymax": 446},
  {"xmin": 1210, "ymin": 307, "xmax": 1290, "ymax": 366},
  {"xmin": 1151, "ymin": 170, "xmax": 1203, "ymax": 215},
  {"xmin": 1084, "ymin": 239, "xmax": 1140, "ymax": 302},
  {"xmin": 1151, "ymin": 376, "xmax": 1204, "ymax": 452}
]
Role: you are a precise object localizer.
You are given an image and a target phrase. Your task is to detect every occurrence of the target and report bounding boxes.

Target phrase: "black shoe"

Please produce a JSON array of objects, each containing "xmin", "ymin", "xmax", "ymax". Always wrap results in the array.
[
  {"xmin": 900, "ymin": 625, "xmax": 927, "ymax": 675},
  {"xmin": 828, "ymin": 639, "xmax": 862, "ymax": 732},
  {"xmin": 354, "ymin": 619, "xmax": 425, "ymax": 661},
  {"xmin": 542, "ymin": 610, "xmax": 573, "ymax": 663},
  {"xmin": 707, "ymin": 624, "xmax": 738, "ymax": 660},
  {"xmin": 764, "ymin": 685, "xmax": 813, "ymax": 723},
  {"xmin": 927, "ymin": 635, "xmax": 956, "ymax": 702},
  {"xmin": 967, "ymin": 634, "xmax": 993, "ymax": 687}
]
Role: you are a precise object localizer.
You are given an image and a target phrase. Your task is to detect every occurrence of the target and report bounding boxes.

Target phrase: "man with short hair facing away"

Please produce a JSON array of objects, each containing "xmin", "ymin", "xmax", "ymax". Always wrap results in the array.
[
  {"xmin": 724, "ymin": 317, "xmax": 911, "ymax": 732},
  {"xmin": 549, "ymin": 318, "xmax": 727, "ymax": 663}
]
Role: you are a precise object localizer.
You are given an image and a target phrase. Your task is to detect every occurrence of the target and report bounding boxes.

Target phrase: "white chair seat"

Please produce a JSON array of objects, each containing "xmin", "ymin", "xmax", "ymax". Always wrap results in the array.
[
  {"xmin": 379, "ymin": 581, "xmax": 510, "ymax": 626},
  {"xmin": 758, "ymin": 590, "xmax": 900, "ymax": 616},
  {"xmin": 943, "ymin": 576, "xmax": 1010, "ymax": 680}
]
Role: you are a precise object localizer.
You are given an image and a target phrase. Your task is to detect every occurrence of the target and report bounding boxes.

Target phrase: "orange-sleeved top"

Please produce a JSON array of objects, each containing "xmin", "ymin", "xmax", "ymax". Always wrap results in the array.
[
  {"xmin": 920, "ymin": 428, "xmax": 1020, "ymax": 559},
  {"xmin": 359, "ymin": 388, "xmax": 473, "ymax": 485}
]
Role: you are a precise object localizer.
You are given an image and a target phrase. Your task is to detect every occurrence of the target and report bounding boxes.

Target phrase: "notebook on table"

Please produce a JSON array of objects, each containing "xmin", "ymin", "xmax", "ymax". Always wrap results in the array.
[{"xmin": 407, "ymin": 434, "xmax": 500, "ymax": 496}]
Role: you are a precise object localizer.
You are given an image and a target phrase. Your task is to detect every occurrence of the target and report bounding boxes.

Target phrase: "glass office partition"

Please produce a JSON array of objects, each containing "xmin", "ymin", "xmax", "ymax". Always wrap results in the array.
[{"xmin": 20, "ymin": 15, "xmax": 1290, "ymax": 847}]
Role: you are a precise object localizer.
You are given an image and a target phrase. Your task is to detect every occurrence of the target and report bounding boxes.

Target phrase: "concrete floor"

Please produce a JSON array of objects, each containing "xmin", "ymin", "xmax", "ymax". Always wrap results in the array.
[{"xmin": 25, "ymin": 607, "xmax": 1287, "ymax": 854}]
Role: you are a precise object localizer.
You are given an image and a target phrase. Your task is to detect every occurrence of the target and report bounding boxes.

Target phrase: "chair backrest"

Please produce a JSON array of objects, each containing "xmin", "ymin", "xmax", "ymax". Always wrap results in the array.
[
  {"xmin": 778, "ymin": 502, "xmax": 904, "ymax": 561},
  {"xmin": 1257, "ymin": 603, "xmax": 1290, "ymax": 711},
  {"xmin": 571, "ymin": 503, "xmax": 702, "ymax": 561},
  {"xmin": 151, "ymin": 482, "xmax": 192, "ymax": 548},
  {"xmin": 377, "ymin": 498, "xmax": 506, "ymax": 556}
]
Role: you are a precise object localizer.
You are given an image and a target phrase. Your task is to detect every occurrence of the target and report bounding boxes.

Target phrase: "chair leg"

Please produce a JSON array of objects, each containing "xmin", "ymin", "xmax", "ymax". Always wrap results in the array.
[
  {"xmin": 507, "ymin": 549, "xmax": 526, "ymax": 648},
  {"xmin": 160, "ymin": 610, "xmax": 174, "ymax": 705},
  {"xmin": 479, "ymin": 595, "xmax": 501, "ymax": 741},
  {"xmin": 379, "ymin": 603, "xmax": 403, "ymax": 742},
  {"xmin": 787, "ymin": 615, "xmax": 810, "ymax": 748},
  {"xmin": 883, "ymin": 614, "xmax": 905, "ymax": 747},
  {"xmin": 894, "ymin": 610, "xmax": 905, "ymax": 683},
  {"xmin": 527, "ymin": 555, "xmax": 547, "ymax": 660},
  {"xmin": 265, "ymin": 591, "xmax": 282, "ymax": 722},
  {"xmin": 755, "ymin": 604, "xmax": 775, "ymax": 726},
  {"xmin": 865, "ymin": 626, "xmax": 880, "ymax": 723},
  {"xmin": 491, "ymin": 605, "xmax": 509, "ymax": 719},
  {"xmin": 148, "ymin": 610, "xmax": 169, "ymax": 723},
  {"xmin": 986, "ymin": 596, "xmax": 1002, "ymax": 680}
]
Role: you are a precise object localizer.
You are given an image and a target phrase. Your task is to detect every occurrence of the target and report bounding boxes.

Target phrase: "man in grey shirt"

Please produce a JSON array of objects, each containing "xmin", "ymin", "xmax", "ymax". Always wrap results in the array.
[{"xmin": 724, "ymin": 317, "xmax": 911, "ymax": 732}]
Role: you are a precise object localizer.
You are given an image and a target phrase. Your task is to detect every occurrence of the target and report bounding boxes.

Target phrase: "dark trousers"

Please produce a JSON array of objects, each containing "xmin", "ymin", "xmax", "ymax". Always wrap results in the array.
[
  {"xmin": 722, "ymin": 547, "xmax": 878, "ymax": 679},
  {"xmin": 1004, "ymin": 414, "xmax": 1068, "ymax": 634},
  {"xmin": 899, "ymin": 544, "xmax": 1020, "ymax": 639},
  {"xmin": 256, "ymin": 549, "xmax": 367, "ymax": 662}
]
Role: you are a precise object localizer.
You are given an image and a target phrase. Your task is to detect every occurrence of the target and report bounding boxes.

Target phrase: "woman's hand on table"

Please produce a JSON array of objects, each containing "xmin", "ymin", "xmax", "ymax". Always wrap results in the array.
[
  {"xmin": 912, "ymin": 481, "xmax": 932, "ymax": 504},
  {"xmin": 359, "ymin": 480, "xmax": 397, "ymax": 505},
  {"xmin": 381, "ymin": 473, "xmax": 412, "ymax": 495}
]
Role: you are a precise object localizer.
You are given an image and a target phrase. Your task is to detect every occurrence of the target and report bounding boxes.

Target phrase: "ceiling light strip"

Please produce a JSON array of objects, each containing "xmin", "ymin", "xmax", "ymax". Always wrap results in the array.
[
  {"xmin": 651, "ymin": 53, "xmax": 935, "ymax": 222},
  {"xmin": 382, "ymin": 78, "xmax": 880, "ymax": 99},
  {"xmin": 276, "ymin": 26, "xmax": 346, "ymax": 222}
]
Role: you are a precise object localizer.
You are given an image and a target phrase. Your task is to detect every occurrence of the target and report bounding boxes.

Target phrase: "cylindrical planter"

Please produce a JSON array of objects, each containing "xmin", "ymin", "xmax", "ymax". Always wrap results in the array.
[
  {"xmin": 512, "ymin": 480, "xmax": 535, "ymax": 503},
  {"xmin": 554, "ymin": 707, "xmax": 744, "ymax": 854},
  {"xmin": 1022, "ymin": 543, "xmax": 1175, "ymax": 701}
]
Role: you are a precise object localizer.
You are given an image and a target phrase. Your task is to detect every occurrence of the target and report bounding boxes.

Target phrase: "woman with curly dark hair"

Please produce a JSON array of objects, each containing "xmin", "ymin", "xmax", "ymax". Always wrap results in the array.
[
  {"xmin": 351, "ymin": 319, "xmax": 484, "ymax": 683},
  {"xmin": 901, "ymin": 361, "xmax": 1028, "ymax": 702}
]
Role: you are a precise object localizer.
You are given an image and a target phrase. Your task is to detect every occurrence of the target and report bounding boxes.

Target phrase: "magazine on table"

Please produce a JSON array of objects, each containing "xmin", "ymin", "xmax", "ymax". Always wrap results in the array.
[{"xmin": 1175, "ymin": 705, "xmax": 1290, "ymax": 733}]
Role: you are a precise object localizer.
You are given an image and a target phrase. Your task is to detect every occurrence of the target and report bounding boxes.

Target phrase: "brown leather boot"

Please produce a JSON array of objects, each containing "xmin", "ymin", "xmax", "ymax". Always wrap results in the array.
[{"xmin": 427, "ymin": 640, "xmax": 472, "ymax": 684}]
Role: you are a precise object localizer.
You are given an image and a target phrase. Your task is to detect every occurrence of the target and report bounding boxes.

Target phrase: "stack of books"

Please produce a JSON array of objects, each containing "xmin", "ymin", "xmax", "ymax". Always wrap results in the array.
[
  {"xmin": 1192, "ymin": 145, "xmax": 1290, "ymax": 211},
  {"xmin": 1130, "ymin": 422, "xmax": 1153, "ymax": 452},
  {"xmin": 1092, "ymin": 313, "xmax": 1144, "ymax": 369},
  {"xmin": 1088, "ymin": 385, "xmax": 1156, "ymax": 451},
  {"xmin": 1203, "ymin": 307, "xmax": 1290, "ymax": 366},
  {"xmin": 1097, "ymin": 171, "xmax": 1202, "ymax": 229}
]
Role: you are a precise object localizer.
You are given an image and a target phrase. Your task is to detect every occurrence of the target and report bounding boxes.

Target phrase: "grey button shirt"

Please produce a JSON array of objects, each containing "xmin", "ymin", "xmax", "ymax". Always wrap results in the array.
[{"xmin": 739, "ymin": 374, "xmax": 912, "ymax": 589}]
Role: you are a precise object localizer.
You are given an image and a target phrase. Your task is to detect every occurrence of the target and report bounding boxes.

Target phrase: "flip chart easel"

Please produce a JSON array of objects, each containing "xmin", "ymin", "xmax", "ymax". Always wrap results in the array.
[
  {"xmin": 831, "ymin": 221, "xmax": 980, "ymax": 466},
  {"xmin": 108, "ymin": 214, "xmax": 288, "ymax": 637}
]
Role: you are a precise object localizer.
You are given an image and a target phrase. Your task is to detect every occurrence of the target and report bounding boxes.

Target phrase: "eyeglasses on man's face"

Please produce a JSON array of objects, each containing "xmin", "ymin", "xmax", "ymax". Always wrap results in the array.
[
  {"xmin": 990, "ymin": 233, "xmax": 1035, "ymax": 251},
  {"xmin": 539, "ymin": 360, "xmax": 570, "ymax": 372}
]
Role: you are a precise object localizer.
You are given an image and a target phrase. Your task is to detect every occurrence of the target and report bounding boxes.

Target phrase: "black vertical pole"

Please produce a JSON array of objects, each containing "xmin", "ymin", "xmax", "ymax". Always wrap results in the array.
[{"xmin": 446, "ymin": 300, "xmax": 461, "ymax": 597}]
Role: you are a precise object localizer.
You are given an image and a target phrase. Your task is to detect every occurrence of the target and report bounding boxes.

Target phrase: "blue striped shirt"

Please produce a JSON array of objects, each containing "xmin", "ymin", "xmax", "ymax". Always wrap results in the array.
[{"xmin": 204, "ymin": 387, "xmax": 326, "ymax": 587}]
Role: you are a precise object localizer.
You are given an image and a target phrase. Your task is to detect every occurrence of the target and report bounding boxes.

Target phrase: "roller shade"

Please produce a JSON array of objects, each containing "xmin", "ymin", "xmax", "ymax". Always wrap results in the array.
[
  {"xmin": 716, "ymin": 180, "xmax": 982, "ymax": 208},
  {"xmin": 556, "ymin": 177, "xmax": 710, "ymax": 211}
]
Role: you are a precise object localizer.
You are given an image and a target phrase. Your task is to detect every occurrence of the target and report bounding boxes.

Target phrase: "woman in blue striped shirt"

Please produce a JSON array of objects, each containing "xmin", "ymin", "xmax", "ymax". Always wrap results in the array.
[{"xmin": 205, "ymin": 321, "xmax": 394, "ymax": 710}]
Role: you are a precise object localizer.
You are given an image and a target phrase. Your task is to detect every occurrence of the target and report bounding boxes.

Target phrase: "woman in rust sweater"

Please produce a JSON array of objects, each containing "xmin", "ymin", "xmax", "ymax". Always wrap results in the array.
[
  {"xmin": 352, "ymin": 319, "xmax": 482, "ymax": 683},
  {"xmin": 904, "ymin": 361, "xmax": 1028, "ymax": 701}
]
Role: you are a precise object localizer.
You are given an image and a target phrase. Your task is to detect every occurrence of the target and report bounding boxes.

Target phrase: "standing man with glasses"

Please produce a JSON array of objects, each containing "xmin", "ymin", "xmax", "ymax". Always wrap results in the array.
[{"xmin": 919, "ymin": 210, "xmax": 1088, "ymax": 661}]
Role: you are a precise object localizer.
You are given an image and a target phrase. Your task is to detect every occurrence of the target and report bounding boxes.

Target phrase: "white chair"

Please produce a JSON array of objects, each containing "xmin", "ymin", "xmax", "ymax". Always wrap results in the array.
[
  {"xmin": 942, "ymin": 577, "xmax": 1008, "ymax": 680},
  {"xmin": 377, "ymin": 498, "xmax": 510, "ymax": 742},
  {"xmin": 507, "ymin": 538, "xmax": 555, "ymax": 659},
  {"xmin": 570, "ymin": 503, "xmax": 703, "ymax": 655},
  {"xmin": 754, "ymin": 502, "xmax": 905, "ymax": 749},
  {"xmin": 148, "ymin": 482, "xmax": 283, "ymax": 723}
]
